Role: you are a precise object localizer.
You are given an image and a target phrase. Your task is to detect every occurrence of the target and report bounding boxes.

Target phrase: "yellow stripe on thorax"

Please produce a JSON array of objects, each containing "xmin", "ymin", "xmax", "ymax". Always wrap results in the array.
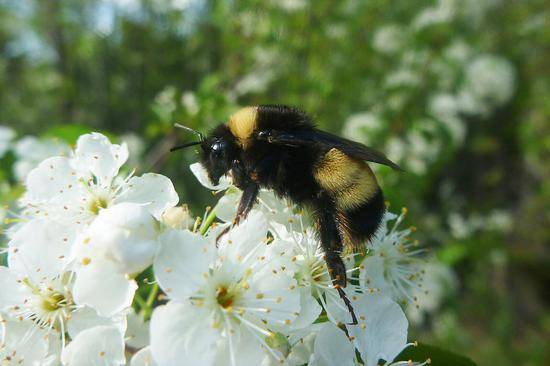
[
  {"xmin": 314, "ymin": 148, "xmax": 379, "ymax": 210},
  {"xmin": 227, "ymin": 106, "xmax": 258, "ymax": 148}
]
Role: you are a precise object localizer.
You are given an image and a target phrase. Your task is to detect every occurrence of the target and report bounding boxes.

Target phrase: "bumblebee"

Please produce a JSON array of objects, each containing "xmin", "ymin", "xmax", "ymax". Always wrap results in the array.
[{"xmin": 171, "ymin": 105, "xmax": 401, "ymax": 323}]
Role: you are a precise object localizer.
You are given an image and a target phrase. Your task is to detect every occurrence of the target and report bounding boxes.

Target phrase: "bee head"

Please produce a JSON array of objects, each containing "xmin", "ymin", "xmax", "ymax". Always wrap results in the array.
[{"xmin": 199, "ymin": 125, "xmax": 239, "ymax": 185}]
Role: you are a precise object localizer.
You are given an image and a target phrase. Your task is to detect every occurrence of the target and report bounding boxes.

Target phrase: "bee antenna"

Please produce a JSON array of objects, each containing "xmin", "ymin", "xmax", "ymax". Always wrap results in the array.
[
  {"xmin": 174, "ymin": 123, "xmax": 205, "ymax": 142},
  {"xmin": 170, "ymin": 141, "xmax": 202, "ymax": 152}
]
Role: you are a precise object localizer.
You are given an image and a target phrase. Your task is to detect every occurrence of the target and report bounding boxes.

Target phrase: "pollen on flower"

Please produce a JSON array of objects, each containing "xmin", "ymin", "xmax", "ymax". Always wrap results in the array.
[
  {"xmin": 88, "ymin": 196, "xmax": 109, "ymax": 215},
  {"xmin": 216, "ymin": 286, "xmax": 234, "ymax": 309}
]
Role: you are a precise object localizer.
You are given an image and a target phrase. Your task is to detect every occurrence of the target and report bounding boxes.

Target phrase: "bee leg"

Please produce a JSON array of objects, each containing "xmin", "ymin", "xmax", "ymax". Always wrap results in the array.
[
  {"xmin": 215, "ymin": 182, "xmax": 259, "ymax": 245},
  {"xmin": 317, "ymin": 203, "xmax": 358, "ymax": 325},
  {"xmin": 325, "ymin": 252, "xmax": 358, "ymax": 325}
]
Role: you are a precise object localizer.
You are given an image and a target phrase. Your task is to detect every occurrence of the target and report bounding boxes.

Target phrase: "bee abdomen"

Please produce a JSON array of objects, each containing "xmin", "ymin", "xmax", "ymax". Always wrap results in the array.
[
  {"xmin": 314, "ymin": 148, "xmax": 379, "ymax": 209},
  {"xmin": 336, "ymin": 188, "xmax": 385, "ymax": 252},
  {"xmin": 314, "ymin": 148, "xmax": 385, "ymax": 251}
]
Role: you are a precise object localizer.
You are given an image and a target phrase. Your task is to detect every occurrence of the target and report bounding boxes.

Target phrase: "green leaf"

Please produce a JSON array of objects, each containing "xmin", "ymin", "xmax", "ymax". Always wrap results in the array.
[
  {"xmin": 436, "ymin": 243, "xmax": 469, "ymax": 265},
  {"xmin": 395, "ymin": 343, "xmax": 477, "ymax": 366}
]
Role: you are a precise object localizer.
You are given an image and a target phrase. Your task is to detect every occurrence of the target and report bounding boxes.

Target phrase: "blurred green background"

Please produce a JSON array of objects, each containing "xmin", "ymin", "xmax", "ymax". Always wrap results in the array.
[{"xmin": 0, "ymin": 0, "xmax": 548, "ymax": 364}]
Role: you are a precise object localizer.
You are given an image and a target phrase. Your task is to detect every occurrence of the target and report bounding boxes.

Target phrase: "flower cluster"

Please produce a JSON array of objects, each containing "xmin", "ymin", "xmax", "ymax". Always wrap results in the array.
[
  {"xmin": 1, "ymin": 133, "xmax": 178, "ymax": 365},
  {"xmin": 343, "ymin": 0, "xmax": 517, "ymax": 175},
  {"xmin": 1, "ymin": 133, "xmax": 441, "ymax": 365}
]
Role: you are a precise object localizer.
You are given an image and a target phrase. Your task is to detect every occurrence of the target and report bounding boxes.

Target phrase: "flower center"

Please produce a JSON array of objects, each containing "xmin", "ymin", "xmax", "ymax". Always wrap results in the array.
[
  {"xmin": 41, "ymin": 292, "xmax": 66, "ymax": 312},
  {"xmin": 216, "ymin": 286, "xmax": 234, "ymax": 309},
  {"xmin": 21, "ymin": 278, "xmax": 75, "ymax": 330},
  {"xmin": 89, "ymin": 196, "xmax": 109, "ymax": 215}
]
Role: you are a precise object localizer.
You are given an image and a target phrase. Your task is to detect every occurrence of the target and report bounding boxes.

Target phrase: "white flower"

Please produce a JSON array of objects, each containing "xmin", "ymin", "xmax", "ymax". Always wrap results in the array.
[
  {"xmin": 270, "ymin": 225, "xmax": 356, "ymax": 326},
  {"xmin": 428, "ymin": 94, "xmax": 466, "ymax": 145},
  {"xmin": 0, "ymin": 126, "xmax": 15, "ymax": 158},
  {"xmin": 406, "ymin": 262, "xmax": 456, "ymax": 325},
  {"xmin": 234, "ymin": 71, "xmax": 275, "ymax": 96},
  {"xmin": 372, "ymin": 25, "xmax": 406, "ymax": 55},
  {"xmin": 74, "ymin": 202, "xmax": 159, "ymax": 275},
  {"xmin": 360, "ymin": 210, "xmax": 425, "ymax": 306},
  {"xmin": 384, "ymin": 68, "xmax": 421, "ymax": 89},
  {"xmin": 457, "ymin": 55, "xmax": 516, "ymax": 116},
  {"xmin": 24, "ymin": 133, "xmax": 178, "ymax": 228},
  {"xmin": 72, "ymin": 203, "xmax": 158, "ymax": 317},
  {"xmin": 181, "ymin": 91, "xmax": 200, "ymax": 115},
  {"xmin": 161, "ymin": 205, "xmax": 193, "ymax": 230},
  {"xmin": 151, "ymin": 211, "xmax": 301, "ymax": 365},
  {"xmin": 342, "ymin": 112, "xmax": 384, "ymax": 145},
  {"xmin": 347, "ymin": 293, "xmax": 409, "ymax": 366},
  {"xmin": 120, "ymin": 133, "xmax": 145, "ymax": 168},
  {"xmin": 13, "ymin": 136, "xmax": 70, "ymax": 182},
  {"xmin": 444, "ymin": 40, "xmax": 472, "ymax": 64},
  {"xmin": 1, "ymin": 224, "xmax": 125, "ymax": 359},
  {"xmin": 275, "ymin": 0, "xmax": 306, "ymax": 12},
  {"xmin": 413, "ymin": 0, "xmax": 455, "ymax": 30},
  {"xmin": 61, "ymin": 325, "xmax": 126, "ymax": 366}
]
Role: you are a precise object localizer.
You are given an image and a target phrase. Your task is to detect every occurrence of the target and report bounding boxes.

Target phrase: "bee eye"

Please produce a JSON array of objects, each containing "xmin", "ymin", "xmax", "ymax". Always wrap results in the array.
[
  {"xmin": 211, "ymin": 140, "xmax": 226, "ymax": 156},
  {"xmin": 258, "ymin": 130, "xmax": 271, "ymax": 140}
]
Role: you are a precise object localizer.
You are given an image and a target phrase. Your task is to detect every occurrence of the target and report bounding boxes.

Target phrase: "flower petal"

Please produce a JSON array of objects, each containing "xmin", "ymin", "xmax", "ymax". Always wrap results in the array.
[
  {"xmin": 218, "ymin": 210, "xmax": 268, "ymax": 265},
  {"xmin": 67, "ymin": 307, "xmax": 127, "ymax": 340},
  {"xmin": 61, "ymin": 325, "xmax": 126, "ymax": 366},
  {"xmin": 310, "ymin": 323, "xmax": 355, "ymax": 366},
  {"xmin": 347, "ymin": 292, "xmax": 408, "ymax": 366},
  {"xmin": 74, "ymin": 202, "xmax": 158, "ymax": 275},
  {"xmin": 292, "ymin": 288, "xmax": 322, "ymax": 330},
  {"xmin": 150, "ymin": 302, "xmax": 218, "ymax": 366},
  {"xmin": 287, "ymin": 332, "xmax": 316, "ymax": 366},
  {"xmin": 0, "ymin": 318, "xmax": 50, "ymax": 365},
  {"xmin": 190, "ymin": 162, "xmax": 231, "ymax": 191},
  {"xmin": 212, "ymin": 326, "xmax": 267, "ymax": 366},
  {"xmin": 360, "ymin": 255, "xmax": 391, "ymax": 294},
  {"xmin": 126, "ymin": 310, "xmax": 150, "ymax": 349},
  {"xmin": 154, "ymin": 230, "xmax": 214, "ymax": 301},
  {"xmin": 8, "ymin": 219, "xmax": 75, "ymax": 281},
  {"xmin": 0, "ymin": 267, "xmax": 29, "ymax": 311},
  {"xmin": 74, "ymin": 133, "xmax": 128, "ymax": 185},
  {"xmin": 25, "ymin": 156, "xmax": 79, "ymax": 202},
  {"xmin": 214, "ymin": 188, "xmax": 241, "ymax": 222},
  {"xmin": 116, "ymin": 173, "xmax": 179, "ymax": 220},
  {"xmin": 131, "ymin": 346, "xmax": 157, "ymax": 366},
  {"xmin": 73, "ymin": 260, "xmax": 137, "ymax": 317}
]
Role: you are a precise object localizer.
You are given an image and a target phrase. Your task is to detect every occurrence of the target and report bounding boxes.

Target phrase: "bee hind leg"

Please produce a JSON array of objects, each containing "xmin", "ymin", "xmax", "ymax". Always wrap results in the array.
[
  {"xmin": 325, "ymin": 252, "xmax": 358, "ymax": 325},
  {"xmin": 317, "ymin": 202, "xmax": 358, "ymax": 325}
]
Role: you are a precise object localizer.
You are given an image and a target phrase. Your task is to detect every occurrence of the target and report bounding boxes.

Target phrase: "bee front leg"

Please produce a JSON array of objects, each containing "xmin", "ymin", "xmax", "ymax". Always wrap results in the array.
[{"xmin": 215, "ymin": 170, "xmax": 259, "ymax": 245}]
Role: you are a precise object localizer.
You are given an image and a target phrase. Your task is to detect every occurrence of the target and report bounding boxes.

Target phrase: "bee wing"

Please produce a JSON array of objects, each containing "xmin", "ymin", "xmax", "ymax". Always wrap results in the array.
[{"xmin": 266, "ymin": 129, "xmax": 403, "ymax": 171}]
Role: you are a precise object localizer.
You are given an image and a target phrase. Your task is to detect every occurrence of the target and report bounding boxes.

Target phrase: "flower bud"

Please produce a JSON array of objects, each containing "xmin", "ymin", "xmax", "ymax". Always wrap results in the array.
[{"xmin": 161, "ymin": 205, "xmax": 192, "ymax": 230}]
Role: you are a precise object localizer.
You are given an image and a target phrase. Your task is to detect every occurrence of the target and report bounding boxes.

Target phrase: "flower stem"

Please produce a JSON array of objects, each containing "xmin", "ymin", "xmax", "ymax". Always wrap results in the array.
[
  {"xmin": 146, "ymin": 283, "xmax": 159, "ymax": 308},
  {"xmin": 141, "ymin": 283, "xmax": 159, "ymax": 321},
  {"xmin": 200, "ymin": 208, "xmax": 217, "ymax": 236}
]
